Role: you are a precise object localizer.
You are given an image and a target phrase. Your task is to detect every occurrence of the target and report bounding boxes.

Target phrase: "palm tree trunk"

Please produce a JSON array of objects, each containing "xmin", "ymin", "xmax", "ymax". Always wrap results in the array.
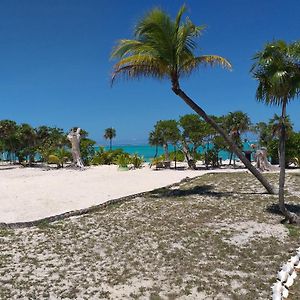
[
  {"xmin": 163, "ymin": 143, "xmax": 169, "ymax": 161},
  {"xmin": 110, "ymin": 139, "xmax": 112, "ymax": 150},
  {"xmin": 229, "ymin": 152, "xmax": 233, "ymax": 165},
  {"xmin": 278, "ymin": 102, "xmax": 299, "ymax": 223},
  {"xmin": 154, "ymin": 145, "xmax": 158, "ymax": 158},
  {"xmin": 172, "ymin": 86, "xmax": 276, "ymax": 194}
]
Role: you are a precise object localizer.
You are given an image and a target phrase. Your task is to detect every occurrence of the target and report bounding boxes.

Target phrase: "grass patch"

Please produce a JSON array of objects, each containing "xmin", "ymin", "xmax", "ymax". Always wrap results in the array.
[
  {"xmin": 285, "ymin": 223, "xmax": 300, "ymax": 237},
  {"xmin": 1, "ymin": 172, "xmax": 300, "ymax": 299}
]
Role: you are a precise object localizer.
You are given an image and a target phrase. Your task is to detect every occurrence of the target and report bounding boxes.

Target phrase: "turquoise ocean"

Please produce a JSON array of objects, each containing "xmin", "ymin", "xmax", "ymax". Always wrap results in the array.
[{"xmin": 101, "ymin": 142, "xmax": 256, "ymax": 162}]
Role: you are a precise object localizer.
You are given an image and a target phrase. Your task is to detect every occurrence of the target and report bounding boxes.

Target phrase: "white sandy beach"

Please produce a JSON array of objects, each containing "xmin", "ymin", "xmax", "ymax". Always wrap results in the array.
[{"xmin": 0, "ymin": 164, "xmax": 248, "ymax": 223}]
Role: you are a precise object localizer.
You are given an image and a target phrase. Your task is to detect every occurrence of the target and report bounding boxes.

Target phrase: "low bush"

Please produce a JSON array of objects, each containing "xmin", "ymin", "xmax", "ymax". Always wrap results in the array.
[
  {"xmin": 130, "ymin": 153, "xmax": 144, "ymax": 168},
  {"xmin": 115, "ymin": 153, "xmax": 131, "ymax": 168}
]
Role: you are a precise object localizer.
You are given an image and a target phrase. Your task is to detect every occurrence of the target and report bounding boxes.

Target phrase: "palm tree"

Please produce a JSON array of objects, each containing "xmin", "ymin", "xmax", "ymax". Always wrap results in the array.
[
  {"xmin": 224, "ymin": 111, "xmax": 251, "ymax": 166},
  {"xmin": 104, "ymin": 127, "xmax": 116, "ymax": 150},
  {"xmin": 251, "ymin": 40, "xmax": 300, "ymax": 223},
  {"xmin": 111, "ymin": 5, "xmax": 275, "ymax": 193},
  {"xmin": 269, "ymin": 113, "xmax": 293, "ymax": 139},
  {"xmin": 148, "ymin": 130, "xmax": 163, "ymax": 158},
  {"xmin": 150, "ymin": 120, "xmax": 180, "ymax": 163}
]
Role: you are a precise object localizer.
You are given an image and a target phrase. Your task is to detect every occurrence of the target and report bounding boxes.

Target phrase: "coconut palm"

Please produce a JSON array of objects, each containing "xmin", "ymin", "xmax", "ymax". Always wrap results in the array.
[
  {"xmin": 224, "ymin": 111, "xmax": 251, "ymax": 165},
  {"xmin": 251, "ymin": 40, "xmax": 300, "ymax": 223},
  {"xmin": 111, "ymin": 5, "xmax": 275, "ymax": 193},
  {"xmin": 104, "ymin": 127, "xmax": 116, "ymax": 150},
  {"xmin": 269, "ymin": 114, "xmax": 293, "ymax": 138},
  {"xmin": 151, "ymin": 120, "xmax": 180, "ymax": 162},
  {"xmin": 148, "ymin": 130, "xmax": 163, "ymax": 158}
]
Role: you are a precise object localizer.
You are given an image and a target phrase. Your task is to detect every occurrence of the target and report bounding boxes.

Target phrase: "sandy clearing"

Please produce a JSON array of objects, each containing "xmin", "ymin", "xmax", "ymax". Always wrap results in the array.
[{"xmin": 0, "ymin": 164, "xmax": 246, "ymax": 223}]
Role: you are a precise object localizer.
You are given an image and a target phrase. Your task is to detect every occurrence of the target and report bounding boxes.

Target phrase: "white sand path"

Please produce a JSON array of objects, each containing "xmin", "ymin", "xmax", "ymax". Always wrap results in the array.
[{"xmin": 0, "ymin": 165, "xmax": 247, "ymax": 223}]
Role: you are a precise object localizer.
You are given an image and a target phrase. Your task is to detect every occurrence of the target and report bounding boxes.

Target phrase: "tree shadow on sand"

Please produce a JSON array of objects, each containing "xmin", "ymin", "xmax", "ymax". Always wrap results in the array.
[
  {"xmin": 266, "ymin": 203, "xmax": 300, "ymax": 217},
  {"xmin": 149, "ymin": 184, "xmax": 265, "ymax": 199}
]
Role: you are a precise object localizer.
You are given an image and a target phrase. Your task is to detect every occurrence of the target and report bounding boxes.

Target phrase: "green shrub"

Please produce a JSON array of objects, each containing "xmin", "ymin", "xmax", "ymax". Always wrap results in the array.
[
  {"xmin": 91, "ymin": 148, "xmax": 125, "ymax": 165},
  {"xmin": 204, "ymin": 149, "xmax": 219, "ymax": 167},
  {"xmin": 267, "ymin": 132, "xmax": 300, "ymax": 166},
  {"xmin": 115, "ymin": 153, "xmax": 130, "ymax": 168},
  {"xmin": 160, "ymin": 150, "xmax": 185, "ymax": 162},
  {"xmin": 130, "ymin": 153, "xmax": 144, "ymax": 168},
  {"xmin": 150, "ymin": 156, "xmax": 164, "ymax": 166},
  {"xmin": 48, "ymin": 148, "xmax": 71, "ymax": 168}
]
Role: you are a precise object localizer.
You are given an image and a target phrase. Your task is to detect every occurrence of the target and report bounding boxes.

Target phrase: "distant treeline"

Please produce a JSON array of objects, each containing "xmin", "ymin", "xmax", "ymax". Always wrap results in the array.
[{"xmin": 148, "ymin": 112, "xmax": 300, "ymax": 168}]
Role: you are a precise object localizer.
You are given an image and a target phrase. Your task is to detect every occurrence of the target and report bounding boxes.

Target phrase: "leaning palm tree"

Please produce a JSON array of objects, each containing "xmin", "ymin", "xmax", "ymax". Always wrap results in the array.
[
  {"xmin": 111, "ymin": 5, "xmax": 275, "ymax": 193},
  {"xmin": 104, "ymin": 127, "xmax": 116, "ymax": 150},
  {"xmin": 251, "ymin": 40, "xmax": 300, "ymax": 223}
]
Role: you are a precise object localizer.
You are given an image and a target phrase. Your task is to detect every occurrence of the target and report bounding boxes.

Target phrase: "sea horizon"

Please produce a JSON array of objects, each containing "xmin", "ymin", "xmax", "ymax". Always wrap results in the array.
[{"xmin": 98, "ymin": 141, "xmax": 258, "ymax": 162}]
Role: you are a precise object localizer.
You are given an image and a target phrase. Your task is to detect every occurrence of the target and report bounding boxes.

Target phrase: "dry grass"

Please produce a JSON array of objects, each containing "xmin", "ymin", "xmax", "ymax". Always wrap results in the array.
[{"xmin": 1, "ymin": 171, "xmax": 300, "ymax": 299}]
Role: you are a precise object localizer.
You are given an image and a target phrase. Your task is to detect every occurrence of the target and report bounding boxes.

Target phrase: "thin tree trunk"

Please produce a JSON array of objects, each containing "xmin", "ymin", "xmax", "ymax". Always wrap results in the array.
[
  {"xmin": 154, "ymin": 145, "xmax": 158, "ymax": 158},
  {"xmin": 229, "ymin": 152, "xmax": 233, "ymax": 165},
  {"xmin": 172, "ymin": 85, "xmax": 276, "ymax": 194},
  {"xmin": 278, "ymin": 102, "xmax": 299, "ymax": 223},
  {"xmin": 182, "ymin": 141, "xmax": 196, "ymax": 169},
  {"xmin": 110, "ymin": 139, "xmax": 112, "ymax": 150},
  {"xmin": 174, "ymin": 145, "xmax": 177, "ymax": 170},
  {"xmin": 163, "ymin": 143, "xmax": 169, "ymax": 161}
]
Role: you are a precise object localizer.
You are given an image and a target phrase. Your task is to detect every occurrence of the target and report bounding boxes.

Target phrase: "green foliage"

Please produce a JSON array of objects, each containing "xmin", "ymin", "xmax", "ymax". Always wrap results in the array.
[
  {"xmin": 153, "ymin": 120, "xmax": 180, "ymax": 146},
  {"xmin": 179, "ymin": 114, "xmax": 210, "ymax": 163},
  {"xmin": 204, "ymin": 149, "xmax": 219, "ymax": 168},
  {"xmin": 48, "ymin": 148, "xmax": 71, "ymax": 168},
  {"xmin": 36, "ymin": 126, "xmax": 68, "ymax": 162},
  {"xmin": 149, "ymin": 120, "xmax": 180, "ymax": 161},
  {"xmin": 48, "ymin": 155, "xmax": 61, "ymax": 167},
  {"xmin": 91, "ymin": 148, "xmax": 125, "ymax": 165},
  {"xmin": 15, "ymin": 123, "xmax": 37, "ymax": 164},
  {"xmin": 160, "ymin": 150, "xmax": 185, "ymax": 162},
  {"xmin": 115, "ymin": 153, "xmax": 130, "ymax": 168},
  {"xmin": 268, "ymin": 131, "xmax": 300, "ymax": 166},
  {"xmin": 130, "ymin": 153, "xmax": 144, "ymax": 168},
  {"xmin": 221, "ymin": 111, "xmax": 251, "ymax": 152},
  {"xmin": 150, "ymin": 156, "xmax": 164, "ymax": 166},
  {"xmin": 104, "ymin": 127, "xmax": 116, "ymax": 150},
  {"xmin": 212, "ymin": 135, "xmax": 229, "ymax": 153},
  {"xmin": 251, "ymin": 40, "xmax": 300, "ymax": 106},
  {"xmin": 80, "ymin": 137, "xmax": 96, "ymax": 165},
  {"xmin": 179, "ymin": 114, "xmax": 209, "ymax": 144},
  {"xmin": 111, "ymin": 5, "xmax": 231, "ymax": 84}
]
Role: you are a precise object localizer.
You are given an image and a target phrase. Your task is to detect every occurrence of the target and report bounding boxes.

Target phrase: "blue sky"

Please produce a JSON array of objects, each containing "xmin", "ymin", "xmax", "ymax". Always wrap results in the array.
[{"xmin": 0, "ymin": 0, "xmax": 299, "ymax": 145}]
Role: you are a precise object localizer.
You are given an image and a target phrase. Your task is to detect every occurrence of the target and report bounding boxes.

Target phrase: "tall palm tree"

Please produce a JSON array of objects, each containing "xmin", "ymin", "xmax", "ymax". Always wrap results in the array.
[
  {"xmin": 251, "ymin": 40, "xmax": 300, "ymax": 223},
  {"xmin": 111, "ymin": 5, "xmax": 275, "ymax": 193},
  {"xmin": 104, "ymin": 127, "xmax": 116, "ymax": 150}
]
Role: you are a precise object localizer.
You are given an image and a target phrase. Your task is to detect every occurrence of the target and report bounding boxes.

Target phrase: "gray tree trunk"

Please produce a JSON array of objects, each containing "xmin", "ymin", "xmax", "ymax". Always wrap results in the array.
[
  {"xmin": 182, "ymin": 142, "xmax": 196, "ymax": 169},
  {"xmin": 171, "ymin": 85, "xmax": 276, "ymax": 194},
  {"xmin": 67, "ymin": 128, "xmax": 84, "ymax": 169},
  {"xmin": 278, "ymin": 102, "xmax": 299, "ymax": 223}
]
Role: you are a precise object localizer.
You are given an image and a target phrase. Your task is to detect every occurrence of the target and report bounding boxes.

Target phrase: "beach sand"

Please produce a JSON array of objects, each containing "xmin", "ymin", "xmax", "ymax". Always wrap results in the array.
[{"xmin": 0, "ymin": 164, "xmax": 247, "ymax": 224}]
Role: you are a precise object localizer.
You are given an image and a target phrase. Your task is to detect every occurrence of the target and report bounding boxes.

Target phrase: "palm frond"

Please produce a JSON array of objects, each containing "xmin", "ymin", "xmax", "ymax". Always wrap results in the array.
[
  {"xmin": 111, "ymin": 54, "xmax": 169, "ymax": 84},
  {"xmin": 111, "ymin": 5, "xmax": 231, "ymax": 85},
  {"xmin": 179, "ymin": 55, "xmax": 232, "ymax": 75}
]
